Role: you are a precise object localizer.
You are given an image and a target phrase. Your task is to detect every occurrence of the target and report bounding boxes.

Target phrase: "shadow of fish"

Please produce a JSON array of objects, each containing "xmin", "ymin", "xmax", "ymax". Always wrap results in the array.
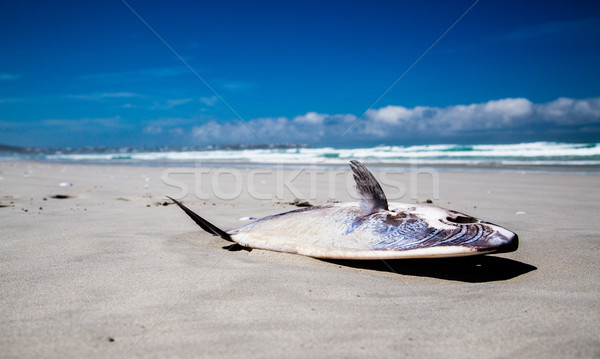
[{"xmin": 168, "ymin": 160, "xmax": 518, "ymax": 259}]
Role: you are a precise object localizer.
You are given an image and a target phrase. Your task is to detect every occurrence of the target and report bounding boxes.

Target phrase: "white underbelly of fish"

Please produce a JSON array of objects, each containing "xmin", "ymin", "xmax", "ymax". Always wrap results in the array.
[{"xmin": 229, "ymin": 205, "xmax": 492, "ymax": 259}]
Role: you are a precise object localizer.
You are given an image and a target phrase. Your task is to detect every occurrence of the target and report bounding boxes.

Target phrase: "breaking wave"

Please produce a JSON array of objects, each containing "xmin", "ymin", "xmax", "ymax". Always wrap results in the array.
[{"xmin": 2, "ymin": 142, "xmax": 600, "ymax": 169}]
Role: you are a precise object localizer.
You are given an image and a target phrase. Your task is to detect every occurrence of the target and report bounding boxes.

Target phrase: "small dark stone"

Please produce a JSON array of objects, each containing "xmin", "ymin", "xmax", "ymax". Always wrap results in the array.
[
  {"xmin": 155, "ymin": 201, "xmax": 174, "ymax": 206},
  {"xmin": 290, "ymin": 198, "xmax": 312, "ymax": 207},
  {"xmin": 51, "ymin": 195, "xmax": 72, "ymax": 199},
  {"xmin": 108, "ymin": 337, "xmax": 115, "ymax": 342}
]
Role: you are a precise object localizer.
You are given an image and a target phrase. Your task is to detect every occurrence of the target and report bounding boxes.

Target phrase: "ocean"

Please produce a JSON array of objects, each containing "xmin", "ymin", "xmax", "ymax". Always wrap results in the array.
[{"xmin": 2, "ymin": 142, "xmax": 599, "ymax": 173}]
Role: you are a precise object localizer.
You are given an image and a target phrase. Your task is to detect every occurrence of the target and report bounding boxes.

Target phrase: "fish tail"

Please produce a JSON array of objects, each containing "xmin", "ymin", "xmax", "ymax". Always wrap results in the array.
[{"xmin": 166, "ymin": 196, "xmax": 233, "ymax": 242}]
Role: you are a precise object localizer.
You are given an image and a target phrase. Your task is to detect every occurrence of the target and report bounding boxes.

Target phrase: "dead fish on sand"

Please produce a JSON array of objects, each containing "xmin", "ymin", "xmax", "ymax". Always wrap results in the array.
[{"xmin": 168, "ymin": 160, "xmax": 518, "ymax": 259}]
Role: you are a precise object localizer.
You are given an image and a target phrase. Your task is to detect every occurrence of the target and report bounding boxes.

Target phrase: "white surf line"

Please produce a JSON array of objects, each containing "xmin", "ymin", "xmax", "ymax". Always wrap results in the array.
[
  {"xmin": 341, "ymin": 0, "xmax": 480, "ymax": 138},
  {"xmin": 120, "ymin": 0, "xmax": 262, "ymax": 141}
]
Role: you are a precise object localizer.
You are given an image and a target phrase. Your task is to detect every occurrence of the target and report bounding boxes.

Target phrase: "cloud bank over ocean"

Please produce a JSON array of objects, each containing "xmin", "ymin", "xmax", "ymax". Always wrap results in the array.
[
  {"xmin": 2, "ymin": 97, "xmax": 599, "ymax": 147},
  {"xmin": 186, "ymin": 97, "xmax": 600, "ymax": 145}
]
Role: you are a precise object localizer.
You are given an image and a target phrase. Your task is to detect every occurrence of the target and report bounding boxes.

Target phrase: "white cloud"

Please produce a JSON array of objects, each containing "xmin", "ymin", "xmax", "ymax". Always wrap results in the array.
[
  {"xmin": 71, "ymin": 92, "xmax": 139, "ymax": 100},
  {"xmin": 483, "ymin": 98, "xmax": 532, "ymax": 116},
  {"xmin": 80, "ymin": 67, "xmax": 188, "ymax": 82},
  {"xmin": 369, "ymin": 106, "xmax": 413, "ymax": 125},
  {"xmin": 362, "ymin": 97, "xmax": 597, "ymax": 136},
  {"xmin": 165, "ymin": 98, "xmax": 192, "ymax": 108},
  {"xmin": 537, "ymin": 97, "xmax": 600, "ymax": 125},
  {"xmin": 145, "ymin": 97, "xmax": 600, "ymax": 144},
  {"xmin": 293, "ymin": 112, "xmax": 327, "ymax": 125},
  {"xmin": 42, "ymin": 116, "xmax": 129, "ymax": 130},
  {"xmin": 192, "ymin": 120, "xmax": 254, "ymax": 143},
  {"xmin": 200, "ymin": 96, "xmax": 218, "ymax": 106},
  {"xmin": 150, "ymin": 98, "xmax": 203, "ymax": 110},
  {"xmin": 143, "ymin": 125, "xmax": 163, "ymax": 135}
]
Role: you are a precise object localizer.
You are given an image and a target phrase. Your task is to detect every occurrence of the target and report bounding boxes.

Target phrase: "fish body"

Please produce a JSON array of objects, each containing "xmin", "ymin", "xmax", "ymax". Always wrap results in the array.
[
  {"xmin": 228, "ymin": 202, "xmax": 517, "ymax": 259},
  {"xmin": 169, "ymin": 161, "xmax": 518, "ymax": 259}
]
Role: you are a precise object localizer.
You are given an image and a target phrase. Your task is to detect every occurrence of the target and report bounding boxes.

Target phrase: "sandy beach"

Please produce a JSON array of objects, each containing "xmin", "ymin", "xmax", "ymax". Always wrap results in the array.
[{"xmin": 0, "ymin": 160, "xmax": 598, "ymax": 358}]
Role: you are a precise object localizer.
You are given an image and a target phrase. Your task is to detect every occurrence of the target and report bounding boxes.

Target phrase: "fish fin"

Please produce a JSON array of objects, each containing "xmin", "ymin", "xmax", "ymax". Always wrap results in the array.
[
  {"xmin": 349, "ymin": 160, "xmax": 389, "ymax": 215},
  {"xmin": 166, "ymin": 196, "xmax": 234, "ymax": 242}
]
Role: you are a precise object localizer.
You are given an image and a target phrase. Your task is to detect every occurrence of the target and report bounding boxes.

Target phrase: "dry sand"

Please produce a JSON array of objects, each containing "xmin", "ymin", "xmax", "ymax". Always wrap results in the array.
[{"xmin": 0, "ymin": 161, "xmax": 598, "ymax": 358}]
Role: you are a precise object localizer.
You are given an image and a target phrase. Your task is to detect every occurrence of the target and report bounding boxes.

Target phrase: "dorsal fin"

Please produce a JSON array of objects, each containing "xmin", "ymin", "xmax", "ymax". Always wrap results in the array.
[
  {"xmin": 166, "ymin": 196, "xmax": 233, "ymax": 242},
  {"xmin": 349, "ymin": 160, "xmax": 389, "ymax": 215}
]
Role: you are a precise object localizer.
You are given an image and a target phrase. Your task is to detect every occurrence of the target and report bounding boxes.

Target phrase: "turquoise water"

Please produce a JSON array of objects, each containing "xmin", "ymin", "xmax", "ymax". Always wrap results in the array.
[{"xmin": 2, "ymin": 142, "xmax": 600, "ymax": 171}]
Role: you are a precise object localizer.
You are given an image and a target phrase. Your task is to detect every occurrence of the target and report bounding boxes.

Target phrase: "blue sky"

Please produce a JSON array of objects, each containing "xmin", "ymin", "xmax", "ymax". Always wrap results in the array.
[{"xmin": 1, "ymin": 0, "xmax": 599, "ymax": 148}]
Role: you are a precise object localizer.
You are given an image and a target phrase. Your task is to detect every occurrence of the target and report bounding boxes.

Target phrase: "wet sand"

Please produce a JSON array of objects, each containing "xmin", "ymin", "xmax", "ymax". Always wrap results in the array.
[{"xmin": 0, "ymin": 161, "xmax": 598, "ymax": 358}]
